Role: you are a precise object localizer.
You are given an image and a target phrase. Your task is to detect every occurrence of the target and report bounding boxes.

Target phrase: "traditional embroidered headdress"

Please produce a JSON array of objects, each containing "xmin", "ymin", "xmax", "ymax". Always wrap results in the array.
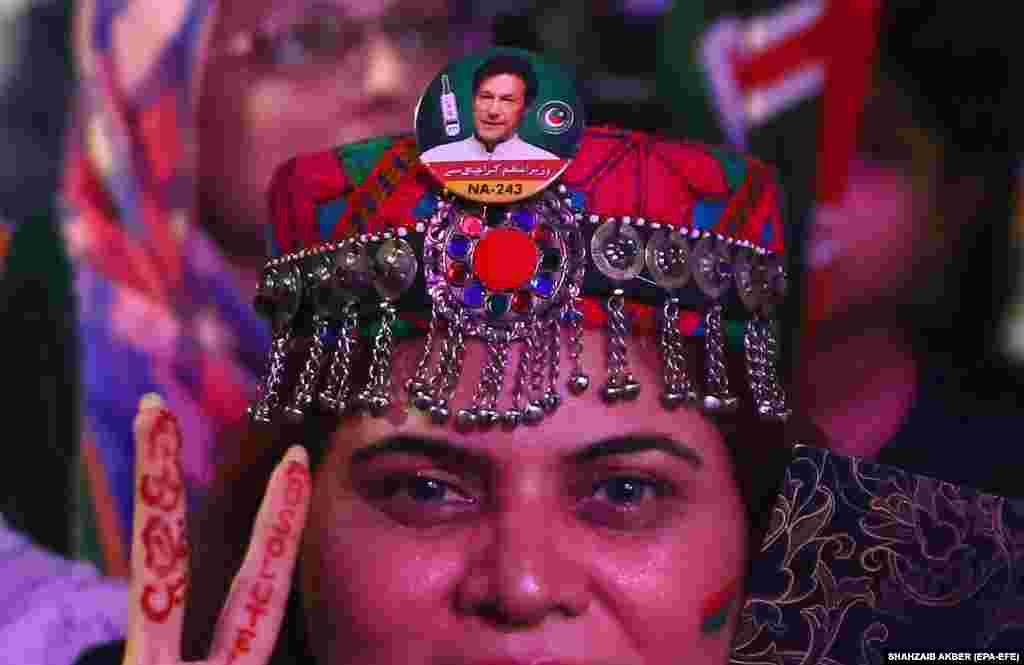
[{"xmin": 249, "ymin": 127, "xmax": 789, "ymax": 429}]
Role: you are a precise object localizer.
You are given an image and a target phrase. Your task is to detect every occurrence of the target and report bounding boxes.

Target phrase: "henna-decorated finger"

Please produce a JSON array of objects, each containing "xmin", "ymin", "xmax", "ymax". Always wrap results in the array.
[
  {"xmin": 209, "ymin": 445, "xmax": 311, "ymax": 665},
  {"xmin": 125, "ymin": 393, "xmax": 190, "ymax": 665}
]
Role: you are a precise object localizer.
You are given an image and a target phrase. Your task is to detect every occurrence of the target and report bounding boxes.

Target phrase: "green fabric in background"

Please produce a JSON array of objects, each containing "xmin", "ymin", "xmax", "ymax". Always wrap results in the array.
[
  {"xmin": 0, "ymin": 209, "xmax": 97, "ymax": 564},
  {"xmin": 655, "ymin": 0, "xmax": 726, "ymax": 145}
]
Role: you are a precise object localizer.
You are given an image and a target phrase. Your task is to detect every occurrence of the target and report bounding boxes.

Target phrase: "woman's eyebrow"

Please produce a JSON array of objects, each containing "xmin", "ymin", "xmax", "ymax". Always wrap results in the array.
[
  {"xmin": 567, "ymin": 435, "xmax": 704, "ymax": 468},
  {"xmin": 350, "ymin": 434, "xmax": 703, "ymax": 469},
  {"xmin": 350, "ymin": 435, "xmax": 484, "ymax": 468}
]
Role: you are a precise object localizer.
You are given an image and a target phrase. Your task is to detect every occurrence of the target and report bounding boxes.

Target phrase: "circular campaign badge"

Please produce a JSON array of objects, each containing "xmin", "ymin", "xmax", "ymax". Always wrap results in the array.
[{"xmin": 415, "ymin": 47, "xmax": 585, "ymax": 204}]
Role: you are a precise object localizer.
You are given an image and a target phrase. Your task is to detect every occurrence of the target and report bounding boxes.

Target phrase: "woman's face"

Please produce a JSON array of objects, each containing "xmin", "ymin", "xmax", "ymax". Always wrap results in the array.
[
  {"xmin": 199, "ymin": 0, "xmax": 458, "ymax": 260},
  {"xmin": 300, "ymin": 329, "xmax": 748, "ymax": 665}
]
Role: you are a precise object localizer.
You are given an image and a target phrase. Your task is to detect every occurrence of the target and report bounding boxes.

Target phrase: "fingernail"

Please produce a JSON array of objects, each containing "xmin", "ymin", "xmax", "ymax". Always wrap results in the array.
[
  {"xmin": 283, "ymin": 445, "xmax": 310, "ymax": 467},
  {"xmin": 138, "ymin": 393, "xmax": 165, "ymax": 411}
]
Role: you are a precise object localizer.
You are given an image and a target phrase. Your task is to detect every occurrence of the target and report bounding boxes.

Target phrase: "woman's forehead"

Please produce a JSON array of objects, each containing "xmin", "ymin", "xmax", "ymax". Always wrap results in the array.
[
  {"xmin": 328, "ymin": 330, "xmax": 729, "ymax": 467},
  {"xmin": 219, "ymin": 0, "xmax": 452, "ymax": 30}
]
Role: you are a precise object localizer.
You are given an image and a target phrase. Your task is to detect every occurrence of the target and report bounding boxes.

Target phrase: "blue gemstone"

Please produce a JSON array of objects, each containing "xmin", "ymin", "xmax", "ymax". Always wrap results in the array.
[
  {"xmin": 447, "ymin": 235, "xmax": 471, "ymax": 259},
  {"xmin": 486, "ymin": 294, "xmax": 510, "ymax": 318},
  {"xmin": 569, "ymin": 190, "xmax": 587, "ymax": 210},
  {"xmin": 412, "ymin": 192, "xmax": 439, "ymax": 218},
  {"xmin": 717, "ymin": 261, "xmax": 734, "ymax": 278},
  {"xmin": 693, "ymin": 200, "xmax": 727, "ymax": 230},
  {"xmin": 530, "ymin": 273, "xmax": 555, "ymax": 298},
  {"xmin": 541, "ymin": 249, "xmax": 562, "ymax": 272},
  {"xmin": 321, "ymin": 324, "xmax": 343, "ymax": 346},
  {"xmin": 513, "ymin": 209, "xmax": 536, "ymax": 231},
  {"xmin": 463, "ymin": 282, "xmax": 485, "ymax": 308},
  {"xmin": 561, "ymin": 308, "xmax": 584, "ymax": 324}
]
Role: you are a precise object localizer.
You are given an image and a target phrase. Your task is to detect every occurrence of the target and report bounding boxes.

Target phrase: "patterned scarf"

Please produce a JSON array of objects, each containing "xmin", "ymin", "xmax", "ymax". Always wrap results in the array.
[
  {"xmin": 62, "ymin": 0, "xmax": 269, "ymax": 574},
  {"xmin": 62, "ymin": 0, "xmax": 491, "ymax": 575}
]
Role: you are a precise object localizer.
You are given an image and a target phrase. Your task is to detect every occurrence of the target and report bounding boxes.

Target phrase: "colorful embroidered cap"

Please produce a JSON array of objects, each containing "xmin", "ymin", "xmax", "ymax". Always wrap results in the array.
[{"xmin": 251, "ymin": 126, "xmax": 789, "ymax": 429}]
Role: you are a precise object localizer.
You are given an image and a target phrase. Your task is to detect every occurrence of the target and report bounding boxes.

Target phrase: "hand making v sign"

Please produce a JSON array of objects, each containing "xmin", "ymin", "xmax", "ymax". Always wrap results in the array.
[{"xmin": 123, "ymin": 394, "xmax": 310, "ymax": 665}]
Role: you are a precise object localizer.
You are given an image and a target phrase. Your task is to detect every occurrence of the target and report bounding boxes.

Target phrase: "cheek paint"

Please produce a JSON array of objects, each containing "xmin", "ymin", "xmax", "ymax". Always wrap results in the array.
[{"xmin": 701, "ymin": 577, "xmax": 739, "ymax": 635}]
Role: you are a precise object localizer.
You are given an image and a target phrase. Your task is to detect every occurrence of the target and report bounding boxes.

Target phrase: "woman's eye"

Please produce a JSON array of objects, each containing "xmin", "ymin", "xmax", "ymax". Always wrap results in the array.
[
  {"xmin": 362, "ymin": 473, "xmax": 478, "ymax": 527},
  {"xmin": 405, "ymin": 476, "xmax": 459, "ymax": 503},
  {"xmin": 577, "ymin": 476, "xmax": 676, "ymax": 530},
  {"xmin": 387, "ymin": 18, "xmax": 451, "ymax": 53},
  {"xmin": 594, "ymin": 477, "xmax": 658, "ymax": 505},
  {"xmin": 254, "ymin": 15, "xmax": 352, "ymax": 66}
]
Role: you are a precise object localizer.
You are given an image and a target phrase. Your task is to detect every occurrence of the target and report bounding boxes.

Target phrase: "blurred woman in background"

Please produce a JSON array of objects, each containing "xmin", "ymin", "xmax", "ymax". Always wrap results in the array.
[{"xmin": 62, "ymin": 0, "xmax": 490, "ymax": 578}]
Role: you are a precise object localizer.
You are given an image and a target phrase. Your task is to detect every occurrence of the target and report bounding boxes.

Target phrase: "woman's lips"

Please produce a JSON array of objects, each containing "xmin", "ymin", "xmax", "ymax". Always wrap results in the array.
[
  {"xmin": 807, "ymin": 230, "xmax": 839, "ymax": 269},
  {"xmin": 463, "ymin": 662, "xmax": 577, "ymax": 665},
  {"xmin": 806, "ymin": 204, "xmax": 846, "ymax": 269}
]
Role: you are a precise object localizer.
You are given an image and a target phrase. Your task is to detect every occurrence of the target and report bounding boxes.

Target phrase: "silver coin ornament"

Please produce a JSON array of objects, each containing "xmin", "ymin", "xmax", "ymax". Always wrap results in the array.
[
  {"xmin": 373, "ymin": 238, "xmax": 418, "ymax": 300},
  {"xmin": 254, "ymin": 264, "xmax": 303, "ymax": 328},
  {"xmin": 645, "ymin": 228, "xmax": 692, "ymax": 289},
  {"xmin": 591, "ymin": 220, "xmax": 645, "ymax": 281},
  {"xmin": 761, "ymin": 253, "xmax": 787, "ymax": 312},
  {"xmin": 692, "ymin": 235, "xmax": 734, "ymax": 299},
  {"xmin": 733, "ymin": 248, "xmax": 762, "ymax": 311}
]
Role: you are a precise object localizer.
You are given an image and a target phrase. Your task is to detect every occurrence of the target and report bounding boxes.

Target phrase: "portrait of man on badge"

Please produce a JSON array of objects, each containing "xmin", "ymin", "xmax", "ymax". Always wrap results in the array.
[
  {"xmin": 420, "ymin": 54, "xmax": 560, "ymax": 162},
  {"xmin": 416, "ymin": 47, "xmax": 583, "ymax": 203}
]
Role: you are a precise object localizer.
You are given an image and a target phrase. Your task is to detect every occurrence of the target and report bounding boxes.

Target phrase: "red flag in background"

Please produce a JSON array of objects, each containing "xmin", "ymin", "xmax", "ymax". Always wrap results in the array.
[{"xmin": 699, "ymin": 0, "xmax": 882, "ymax": 340}]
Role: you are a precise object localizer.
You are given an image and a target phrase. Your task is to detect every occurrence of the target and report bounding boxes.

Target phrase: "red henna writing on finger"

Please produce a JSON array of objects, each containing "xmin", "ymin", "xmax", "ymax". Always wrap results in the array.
[
  {"xmin": 266, "ymin": 536, "xmax": 285, "ymax": 558},
  {"xmin": 285, "ymin": 460, "xmax": 309, "ymax": 479},
  {"xmin": 243, "ymin": 581, "xmax": 274, "ymax": 629},
  {"xmin": 227, "ymin": 627, "xmax": 257, "ymax": 663},
  {"xmin": 229, "ymin": 582, "xmax": 276, "ymax": 662},
  {"xmin": 140, "ymin": 462, "xmax": 183, "ymax": 511},
  {"xmin": 271, "ymin": 508, "xmax": 294, "ymax": 538},
  {"xmin": 285, "ymin": 462, "xmax": 309, "ymax": 504},
  {"xmin": 285, "ymin": 475, "xmax": 306, "ymax": 507},
  {"xmin": 222, "ymin": 465, "xmax": 308, "ymax": 662},
  {"xmin": 146, "ymin": 411, "xmax": 181, "ymax": 462},
  {"xmin": 225, "ymin": 465, "xmax": 309, "ymax": 662},
  {"xmin": 259, "ymin": 556, "xmax": 277, "ymax": 580},
  {"xmin": 141, "ymin": 584, "xmax": 173, "ymax": 623},
  {"xmin": 244, "ymin": 599, "xmax": 269, "ymax": 629},
  {"xmin": 140, "ymin": 575, "xmax": 186, "ymax": 623},
  {"xmin": 142, "ymin": 515, "xmax": 188, "ymax": 578},
  {"xmin": 250, "ymin": 581, "xmax": 274, "ymax": 606}
]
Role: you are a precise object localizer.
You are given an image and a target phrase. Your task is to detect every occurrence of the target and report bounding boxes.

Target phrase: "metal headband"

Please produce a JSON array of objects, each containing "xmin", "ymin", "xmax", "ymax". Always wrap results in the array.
[{"xmin": 248, "ymin": 180, "xmax": 789, "ymax": 430}]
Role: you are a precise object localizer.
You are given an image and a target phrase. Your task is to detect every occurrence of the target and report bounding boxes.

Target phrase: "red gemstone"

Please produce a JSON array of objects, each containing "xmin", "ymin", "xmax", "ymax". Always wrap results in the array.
[
  {"xmin": 578, "ymin": 297, "xmax": 606, "ymax": 326},
  {"xmin": 459, "ymin": 214, "xmax": 485, "ymax": 238},
  {"xmin": 512, "ymin": 290, "xmax": 533, "ymax": 314},
  {"xmin": 531, "ymin": 224, "xmax": 553, "ymax": 245},
  {"xmin": 473, "ymin": 228, "xmax": 540, "ymax": 291},
  {"xmin": 446, "ymin": 261, "xmax": 469, "ymax": 286}
]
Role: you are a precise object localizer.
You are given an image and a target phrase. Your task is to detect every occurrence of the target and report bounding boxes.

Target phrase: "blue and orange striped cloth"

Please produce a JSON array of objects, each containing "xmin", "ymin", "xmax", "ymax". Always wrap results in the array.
[{"xmin": 61, "ymin": 0, "xmax": 270, "ymax": 575}]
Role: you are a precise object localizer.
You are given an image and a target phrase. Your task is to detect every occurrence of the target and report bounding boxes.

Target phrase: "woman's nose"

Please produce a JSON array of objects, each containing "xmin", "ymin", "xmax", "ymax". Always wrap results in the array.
[
  {"xmin": 362, "ymin": 32, "xmax": 403, "ymax": 99},
  {"xmin": 454, "ymin": 499, "xmax": 591, "ymax": 627}
]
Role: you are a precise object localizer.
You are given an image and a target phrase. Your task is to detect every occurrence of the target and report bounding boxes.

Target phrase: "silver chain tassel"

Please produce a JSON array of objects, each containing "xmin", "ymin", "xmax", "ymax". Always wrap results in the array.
[
  {"xmin": 421, "ymin": 310, "xmax": 467, "ymax": 424},
  {"xmin": 525, "ymin": 317, "xmax": 550, "ymax": 424},
  {"xmin": 762, "ymin": 317, "xmax": 791, "ymax": 421},
  {"xmin": 319, "ymin": 303, "xmax": 359, "ymax": 415},
  {"xmin": 703, "ymin": 303, "xmax": 738, "ymax": 413},
  {"xmin": 542, "ymin": 316, "xmax": 562, "ymax": 413},
  {"xmin": 482, "ymin": 331, "xmax": 511, "ymax": 427},
  {"xmin": 249, "ymin": 326, "xmax": 292, "ymax": 424},
  {"xmin": 283, "ymin": 315, "xmax": 329, "ymax": 422},
  {"xmin": 457, "ymin": 329, "xmax": 508, "ymax": 431},
  {"xmin": 600, "ymin": 290, "xmax": 641, "ymax": 403},
  {"xmin": 406, "ymin": 301, "xmax": 442, "ymax": 399},
  {"xmin": 659, "ymin": 298, "xmax": 698, "ymax": 409},
  {"xmin": 564, "ymin": 289, "xmax": 590, "ymax": 395},
  {"xmin": 744, "ymin": 316, "xmax": 770, "ymax": 416},
  {"xmin": 355, "ymin": 301, "xmax": 398, "ymax": 416},
  {"xmin": 504, "ymin": 320, "xmax": 534, "ymax": 429}
]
